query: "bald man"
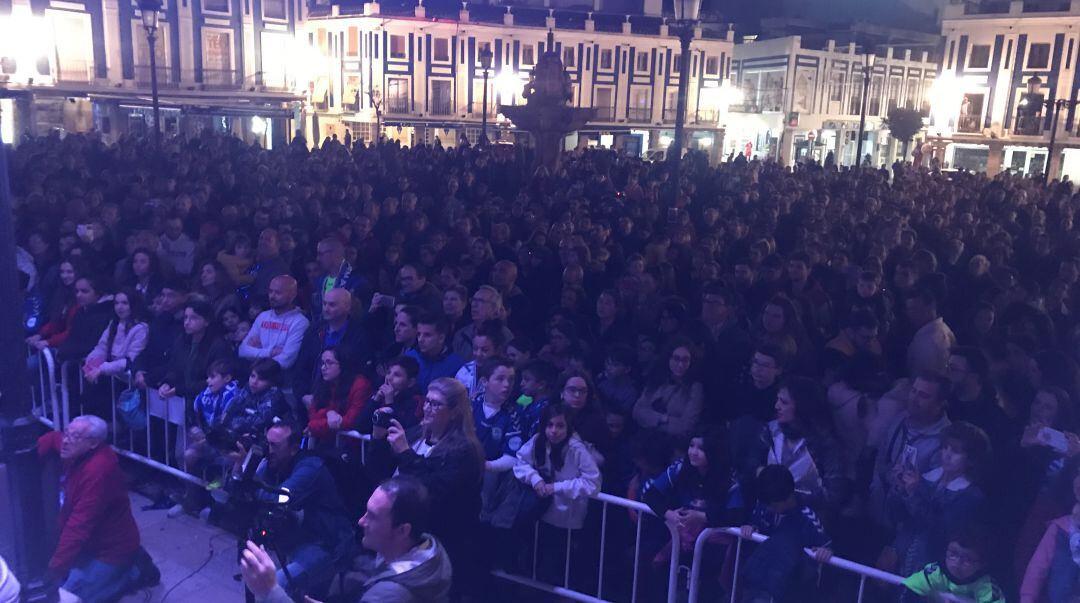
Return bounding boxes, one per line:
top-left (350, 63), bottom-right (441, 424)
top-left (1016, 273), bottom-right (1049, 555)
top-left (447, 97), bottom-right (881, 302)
top-left (241, 275), bottom-right (310, 370)
top-left (313, 236), bottom-right (372, 321)
top-left (293, 287), bottom-right (371, 395)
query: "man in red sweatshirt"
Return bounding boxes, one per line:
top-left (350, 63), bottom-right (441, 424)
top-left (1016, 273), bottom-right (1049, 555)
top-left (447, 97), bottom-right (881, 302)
top-left (38, 415), bottom-right (159, 602)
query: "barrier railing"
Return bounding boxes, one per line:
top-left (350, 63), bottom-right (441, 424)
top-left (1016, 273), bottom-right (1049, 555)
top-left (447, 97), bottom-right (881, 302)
top-left (335, 430), bottom-right (372, 465)
top-left (113, 385), bottom-right (203, 486)
top-left (492, 491), bottom-right (681, 603)
top-left (687, 527), bottom-right (906, 603)
top-left (30, 348), bottom-right (63, 429)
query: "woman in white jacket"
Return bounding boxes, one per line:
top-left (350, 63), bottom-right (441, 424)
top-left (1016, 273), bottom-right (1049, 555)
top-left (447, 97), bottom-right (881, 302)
top-left (514, 403), bottom-right (601, 586)
top-left (82, 288), bottom-right (149, 383)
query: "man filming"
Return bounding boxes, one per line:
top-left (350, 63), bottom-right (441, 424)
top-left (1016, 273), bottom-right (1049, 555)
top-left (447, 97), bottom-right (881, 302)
top-left (234, 421), bottom-right (354, 596)
top-left (241, 477), bottom-right (452, 603)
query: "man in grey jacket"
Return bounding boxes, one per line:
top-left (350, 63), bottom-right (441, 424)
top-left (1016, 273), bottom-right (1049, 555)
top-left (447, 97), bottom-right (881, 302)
top-left (242, 477), bottom-right (452, 603)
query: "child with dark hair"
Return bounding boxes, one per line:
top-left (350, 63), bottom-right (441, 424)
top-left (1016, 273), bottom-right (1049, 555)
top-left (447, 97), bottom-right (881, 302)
top-left (514, 404), bottom-right (601, 584)
top-left (518, 359), bottom-right (559, 437)
top-left (904, 524), bottom-right (1005, 603)
top-left (887, 421), bottom-right (990, 579)
top-left (223, 358), bottom-right (292, 445)
top-left (738, 464), bottom-right (833, 603)
top-left (597, 343), bottom-right (641, 415)
top-left (358, 355), bottom-right (422, 434)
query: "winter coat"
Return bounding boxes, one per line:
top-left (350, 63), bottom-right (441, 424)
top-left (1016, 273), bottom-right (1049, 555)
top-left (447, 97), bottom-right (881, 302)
top-left (514, 434), bottom-right (601, 530)
top-left (37, 431), bottom-right (140, 576)
top-left (1021, 514), bottom-right (1080, 603)
top-left (258, 533), bottom-right (452, 603)
top-left (760, 420), bottom-right (851, 512)
top-left (307, 376), bottom-right (374, 446)
top-left (405, 347), bottom-right (465, 391)
top-left (55, 298), bottom-right (115, 363)
top-left (224, 386), bottom-right (292, 440)
top-left (85, 320), bottom-right (149, 376)
top-left (149, 333), bottom-right (232, 399)
top-left (633, 380), bottom-right (705, 440)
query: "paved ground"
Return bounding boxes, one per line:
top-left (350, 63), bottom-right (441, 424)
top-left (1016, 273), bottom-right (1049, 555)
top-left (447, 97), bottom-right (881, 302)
top-left (119, 492), bottom-right (242, 603)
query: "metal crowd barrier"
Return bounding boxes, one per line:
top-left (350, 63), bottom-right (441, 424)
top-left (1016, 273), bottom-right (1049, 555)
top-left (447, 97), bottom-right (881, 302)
top-left (687, 527), bottom-right (906, 603)
top-left (30, 348), bottom-right (62, 429)
top-left (492, 491), bottom-right (681, 603)
top-left (335, 430), bottom-right (372, 465)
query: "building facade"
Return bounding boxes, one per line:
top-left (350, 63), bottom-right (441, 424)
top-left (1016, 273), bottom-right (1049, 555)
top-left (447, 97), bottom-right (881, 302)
top-left (936, 0), bottom-right (1080, 178)
top-left (0, 0), bottom-right (304, 147)
top-left (728, 36), bottom-right (938, 166)
top-left (298, 2), bottom-right (734, 157)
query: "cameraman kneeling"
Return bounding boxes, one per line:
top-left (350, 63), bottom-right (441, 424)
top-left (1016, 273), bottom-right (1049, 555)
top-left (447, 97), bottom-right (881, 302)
top-left (242, 477), bottom-right (452, 603)
top-left (236, 421), bottom-right (354, 596)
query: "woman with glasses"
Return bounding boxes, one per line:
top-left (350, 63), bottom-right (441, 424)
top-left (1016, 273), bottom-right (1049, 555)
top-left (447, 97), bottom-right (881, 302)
top-left (372, 377), bottom-right (484, 599)
top-left (632, 337), bottom-right (704, 441)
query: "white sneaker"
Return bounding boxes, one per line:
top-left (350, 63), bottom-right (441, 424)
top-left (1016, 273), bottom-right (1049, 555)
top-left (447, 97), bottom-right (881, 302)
top-left (166, 503), bottom-right (185, 518)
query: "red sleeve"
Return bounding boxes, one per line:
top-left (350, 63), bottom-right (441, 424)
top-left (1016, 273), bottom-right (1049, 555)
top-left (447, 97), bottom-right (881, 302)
top-left (307, 408), bottom-right (331, 439)
top-left (343, 377), bottom-right (373, 431)
top-left (37, 430), bottom-right (62, 458)
top-left (49, 462), bottom-right (108, 574)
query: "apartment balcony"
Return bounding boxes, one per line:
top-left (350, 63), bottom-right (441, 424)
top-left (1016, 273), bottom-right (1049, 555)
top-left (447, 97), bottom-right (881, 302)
top-left (57, 59), bottom-right (93, 83)
top-left (386, 96), bottom-right (410, 114)
top-left (663, 107), bottom-right (678, 121)
top-left (430, 97), bottom-right (453, 116)
top-left (201, 69), bottom-right (241, 90)
top-left (1015, 114), bottom-right (1044, 136)
top-left (627, 107), bottom-right (651, 122)
top-left (594, 106), bottom-right (616, 121)
top-left (133, 65), bottom-right (177, 89)
top-left (695, 109), bottom-right (719, 124)
top-left (957, 114), bottom-right (982, 133)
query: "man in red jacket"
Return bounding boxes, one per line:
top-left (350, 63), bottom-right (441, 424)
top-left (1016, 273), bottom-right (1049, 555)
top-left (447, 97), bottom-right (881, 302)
top-left (38, 415), bottom-right (159, 602)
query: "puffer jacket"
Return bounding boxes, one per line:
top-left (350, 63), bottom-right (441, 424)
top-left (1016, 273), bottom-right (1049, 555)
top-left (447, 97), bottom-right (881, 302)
top-left (85, 320), bottom-right (149, 376)
top-left (514, 434), bottom-right (601, 530)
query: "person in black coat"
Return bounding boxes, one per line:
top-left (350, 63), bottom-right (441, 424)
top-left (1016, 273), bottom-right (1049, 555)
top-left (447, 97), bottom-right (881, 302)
top-left (55, 276), bottom-right (116, 363)
top-left (146, 300), bottom-right (232, 401)
top-left (292, 288), bottom-right (371, 396)
top-left (368, 377), bottom-right (484, 599)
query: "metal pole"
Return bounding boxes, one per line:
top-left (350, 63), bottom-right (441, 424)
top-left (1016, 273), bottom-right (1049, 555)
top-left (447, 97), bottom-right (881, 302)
top-left (670, 26), bottom-right (693, 187)
top-left (855, 65), bottom-right (870, 167)
top-left (1044, 99), bottom-right (1062, 185)
top-left (0, 92), bottom-right (58, 603)
top-left (147, 29), bottom-right (162, 146)
top-left (481, 68), bottom-right (489, 144)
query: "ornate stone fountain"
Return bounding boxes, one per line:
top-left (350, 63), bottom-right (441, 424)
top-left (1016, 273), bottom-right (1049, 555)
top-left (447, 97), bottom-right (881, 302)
top-left (498, 30), bottom-right (595, 170)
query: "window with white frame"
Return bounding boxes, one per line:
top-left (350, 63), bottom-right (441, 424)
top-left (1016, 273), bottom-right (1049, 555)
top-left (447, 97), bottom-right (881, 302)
top-left (390, 35), bottom-right (407, 59)
top-left (563, 47), bottom-right (575, 67)
top-left (522, 44), bottom-right (535, 65)
top-left (600, 49), bottom-right (613, 70)
top-left (1027, 43), bottom-right (1051, 69)
top-left (967, 44), bottom-right (991, 69)
top-left (705, 56), bottom-right (719, 75)
top-left (203, 0), bottom-right (228, 13)
top-left (262, 0), bottom-right (286, 20)
top-left (434, 37), bottom-right (449, 62)
top-left (636, 52), bottom-right (649, 72)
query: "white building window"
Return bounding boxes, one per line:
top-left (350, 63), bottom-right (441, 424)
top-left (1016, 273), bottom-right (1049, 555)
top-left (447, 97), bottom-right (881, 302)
top-left (1027, 43), bottom-right (1051, 69)
top-left (262, 0), bottom-right (286, 20)
top-left (564, 47), bottom-right (575, 67)
top-left (967, 44), bottom-right (991, 69)
top-left (522, 44), bottom-right (535, 65)
top-left (203, 0), bottom-right (228, 13)
top-left (600, 49), bottom-right (613, 70)
top-left (705, 56), bottom-right (719, 75)
top-left (636, 52), bottom-right (649, 72)
top-left (390, 35), bottom-right (407, 59)
top-left (434, 37), bottom-right (449, 62)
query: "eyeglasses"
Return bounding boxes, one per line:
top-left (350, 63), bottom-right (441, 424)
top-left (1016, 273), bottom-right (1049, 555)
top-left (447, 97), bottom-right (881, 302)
top-left (423, 398), bottom-right (447, 409)
top-left (320, 359), bottom-right (340, 367)
top-left (563, 386), bottom-right (588, 396)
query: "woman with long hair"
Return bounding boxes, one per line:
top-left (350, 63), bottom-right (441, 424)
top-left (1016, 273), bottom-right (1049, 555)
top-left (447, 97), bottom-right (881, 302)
top-left (193, 260), bottom-right (238, 313)
top-left (305, 346), bottom-right (373, 447)
top-left (26, 258), bottom-right (80, 352)
top-left (147, 300), bottom-right (232, 401)
top-left (757, 375), bottom-right (851, 516)
top-left (633, 338), bottom-right (705, 441)
top-left (83, 287), bottom-right (150, 383)
top-left (377, 377), bottom-right (484, 598)
top-left (126, 247), bottom-right (163, 303)
top-left (557, 368), bottom-right (612, 464)
top-left (756, 294), bottom-right (816, 375)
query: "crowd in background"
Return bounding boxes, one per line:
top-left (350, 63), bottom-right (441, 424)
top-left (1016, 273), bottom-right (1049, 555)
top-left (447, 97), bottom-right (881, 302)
top-left (12, 126), bottom-right (1080, 602)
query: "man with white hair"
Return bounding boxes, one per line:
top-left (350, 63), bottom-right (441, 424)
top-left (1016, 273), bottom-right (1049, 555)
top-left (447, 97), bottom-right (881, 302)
top-left (37, 416), bottom-right (159, 602)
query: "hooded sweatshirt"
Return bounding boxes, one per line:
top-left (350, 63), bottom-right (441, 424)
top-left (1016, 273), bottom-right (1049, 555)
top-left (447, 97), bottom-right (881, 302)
top-left (240, 306), bottom-right (310, 370)
top-left (257, 533), bottom-right (452, 603)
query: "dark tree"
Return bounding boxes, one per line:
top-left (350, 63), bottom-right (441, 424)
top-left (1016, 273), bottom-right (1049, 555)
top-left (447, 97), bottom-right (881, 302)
top-left (884, 107), bottom-right (926, 162)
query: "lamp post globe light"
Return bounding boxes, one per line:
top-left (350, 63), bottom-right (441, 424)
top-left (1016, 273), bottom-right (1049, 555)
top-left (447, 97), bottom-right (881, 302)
top-left (479, 46), bottom-right (493, 145)
top-left (668, 0), bottom-right (701, 188)
top-left (854, 52), bottom-right (875, 168)
top-left (140, 0), bottom-right (163, 146)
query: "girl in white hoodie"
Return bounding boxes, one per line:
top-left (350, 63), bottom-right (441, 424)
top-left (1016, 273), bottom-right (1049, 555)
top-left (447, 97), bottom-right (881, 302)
top-left (514, 403), bottom-right (601, 585)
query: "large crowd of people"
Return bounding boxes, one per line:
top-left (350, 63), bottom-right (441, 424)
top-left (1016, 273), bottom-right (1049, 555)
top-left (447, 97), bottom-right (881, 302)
top-left (12, 126), bottom-right (1080, 602)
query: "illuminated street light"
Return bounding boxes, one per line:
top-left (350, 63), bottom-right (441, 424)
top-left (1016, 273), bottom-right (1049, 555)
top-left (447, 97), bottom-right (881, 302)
top-left (928, 71), bottom-right (966, 137)
top-left (495, 70), bottom-right (524, 106)
top-left (139, 0), bottom-right (163, 147)
top-left (479, 45), bottom-right (493, 144)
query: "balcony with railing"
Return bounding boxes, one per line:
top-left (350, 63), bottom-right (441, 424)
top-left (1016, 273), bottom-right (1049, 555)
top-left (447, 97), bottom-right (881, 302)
top-left (957, 114), bottom-right (982, 133)
top-left (695, 109), bottom-right (719, 123)
top-left (1023, 0), bottom-right (1070, 12)
top-left (57, 59), bottom-right (92, 83)
top-left (593, 106), bottom-right (616, 121)
top-left (627, 107), bottom-right (651, 122)
top-left (386, 96), bottom-right (410, 114)
top-left (663, 107), bottom-right (678, 121)
top-left (1015, 114), bottom-right (1044, 135)
top-left (200, 69), bottom-right (241, 90)
top-left (133, 65), bottom-right (176, 88)
top-left (430, 96), bottom-right (453, 116)
top-left (962, 0), bottom-right (1010, 13)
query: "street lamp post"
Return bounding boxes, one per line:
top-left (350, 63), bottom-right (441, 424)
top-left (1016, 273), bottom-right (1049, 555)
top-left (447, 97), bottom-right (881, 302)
top-left (668, 0), bottom-right (702, 189)
top-left (479, 46), bottom-right (493, 145)
top-left (140, 0), bottom-right (163, 146)
top-left (854, 52), bottom-right (875, 168)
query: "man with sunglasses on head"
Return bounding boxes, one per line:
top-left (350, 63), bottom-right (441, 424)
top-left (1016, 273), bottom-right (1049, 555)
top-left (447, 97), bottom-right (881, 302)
top-left (37, 415), bottom-right (159, 602)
